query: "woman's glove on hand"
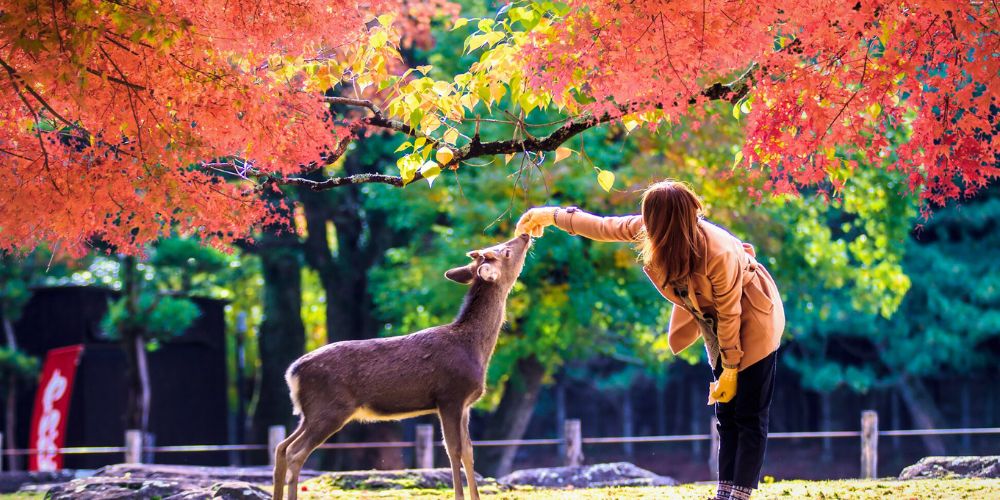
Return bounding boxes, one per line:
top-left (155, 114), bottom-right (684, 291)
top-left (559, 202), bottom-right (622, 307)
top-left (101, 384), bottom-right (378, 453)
top-left (708, 367), bottom-right (738, 404)
top-left (515, 207), bottom-right (558, 237)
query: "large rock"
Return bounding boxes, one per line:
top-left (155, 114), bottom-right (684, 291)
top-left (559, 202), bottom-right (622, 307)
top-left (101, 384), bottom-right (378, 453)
top-left (43, 477), bottom-right (270, 500)
top-left (93, 463), bottom-right (320, 485)
top-left (499, 462), bottom-right (678, 488)
top-left (899, 456), bottom-right (1000, 480)
top-left (309, 468), bottom-right (494, 490)
top-left (27, 464), bottom-right (277, 499)
top-left (0, 470), bottom-right (79, 493)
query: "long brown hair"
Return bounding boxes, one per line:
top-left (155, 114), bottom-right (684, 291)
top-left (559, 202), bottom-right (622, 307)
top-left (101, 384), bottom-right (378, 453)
top-left (639, 180), bottom-right (705, 286)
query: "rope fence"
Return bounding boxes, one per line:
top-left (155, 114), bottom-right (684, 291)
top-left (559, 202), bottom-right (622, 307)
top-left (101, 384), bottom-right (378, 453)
top-left (4, 410), bottom-right (1000, 479)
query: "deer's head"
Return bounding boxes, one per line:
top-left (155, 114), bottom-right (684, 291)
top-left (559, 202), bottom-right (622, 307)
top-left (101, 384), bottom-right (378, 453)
top-left (444, 234), bottom-right (531, 288)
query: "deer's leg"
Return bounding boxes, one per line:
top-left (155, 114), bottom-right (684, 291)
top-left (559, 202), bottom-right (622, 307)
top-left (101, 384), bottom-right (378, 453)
top-left (286, 412), bottom-right (351, 500)
top-left (438, 403), bottom-right (466, 500)
top-left (460, 408), bottom-right (480, 500)
top-left (273, 421), bottom-right (307, 500)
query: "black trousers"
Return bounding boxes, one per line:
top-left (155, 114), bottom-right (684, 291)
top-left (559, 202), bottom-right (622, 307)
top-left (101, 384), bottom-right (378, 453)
top-left (713, 350), bottom-right (777, 489)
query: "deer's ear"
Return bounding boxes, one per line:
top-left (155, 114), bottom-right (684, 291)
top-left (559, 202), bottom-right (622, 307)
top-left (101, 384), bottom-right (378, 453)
top-left (467, 250), bottom-right (482, 260)
top-left (477, 262), bottom-right (500, 282)
top-left (445, 265), bottom-right (475, 284)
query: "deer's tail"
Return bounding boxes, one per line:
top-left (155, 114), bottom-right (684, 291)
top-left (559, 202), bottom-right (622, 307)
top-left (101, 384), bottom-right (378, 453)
top-left (285, 361), bottom-right (303, 416)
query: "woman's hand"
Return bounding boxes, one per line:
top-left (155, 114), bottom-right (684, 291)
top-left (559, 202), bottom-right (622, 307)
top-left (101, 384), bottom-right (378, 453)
top-left (515, 207), bottom-right (559, 237)
top-left (708, 367), bottom-right (738, 404)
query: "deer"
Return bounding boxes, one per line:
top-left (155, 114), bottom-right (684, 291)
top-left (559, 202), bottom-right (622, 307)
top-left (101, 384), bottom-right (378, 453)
top-left (272, 233), bottom-right (532, 500)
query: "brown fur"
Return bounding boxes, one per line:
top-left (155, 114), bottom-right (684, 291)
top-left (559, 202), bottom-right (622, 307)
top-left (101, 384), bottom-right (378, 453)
top-left (273, 234), bottom-right (531, 500)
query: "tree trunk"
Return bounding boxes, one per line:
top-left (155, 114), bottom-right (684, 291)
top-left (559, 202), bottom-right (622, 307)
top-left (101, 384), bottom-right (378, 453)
top-left (297, 150), bottom-right (407, 470)
top-left (3, 317), bottom-right (20, 470)
top-left (896, 377), bottom-right (947, 455)
top-left (820, 391), bottom-right (833, 463)
top-left (655, 375), bottom-right (667, 436)
top-left (555, 377), bottom-right (566, 457)
top-left (622, 389), bottom-right (634, 458)
top-left (120, 256), bottom-right (150, 435)
top-left (251, 228), bottom-right (307, 443)
top-left (480, 355), bottom-right (546, 477)
top-left (690, 375), bottom-right (702, 457)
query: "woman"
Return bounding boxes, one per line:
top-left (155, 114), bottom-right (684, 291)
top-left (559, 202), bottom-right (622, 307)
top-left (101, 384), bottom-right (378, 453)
top-left (515, 181), bottom-right (784, 500)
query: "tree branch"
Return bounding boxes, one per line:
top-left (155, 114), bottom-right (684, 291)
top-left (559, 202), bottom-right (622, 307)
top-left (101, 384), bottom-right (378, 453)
top-left (272, 67), bottom-right (757, 191)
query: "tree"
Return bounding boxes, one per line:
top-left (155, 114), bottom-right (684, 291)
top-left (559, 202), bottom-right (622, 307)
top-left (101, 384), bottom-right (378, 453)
top-left (0, 251), bottom-right (49, 469)
top-left (1, 1), bottom-right (995, 255)
top-left (100, 239), bottom-right (241, 435)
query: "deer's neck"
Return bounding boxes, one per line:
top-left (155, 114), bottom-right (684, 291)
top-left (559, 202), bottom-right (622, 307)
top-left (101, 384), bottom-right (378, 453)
top-left (453, 281), bottom-right (509, 358)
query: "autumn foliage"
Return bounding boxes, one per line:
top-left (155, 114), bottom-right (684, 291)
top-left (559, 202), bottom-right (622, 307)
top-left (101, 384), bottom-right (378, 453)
top-left (0, 0), bottom-right (996, 255)
top-left (525, 1), bottom-right (999, 204)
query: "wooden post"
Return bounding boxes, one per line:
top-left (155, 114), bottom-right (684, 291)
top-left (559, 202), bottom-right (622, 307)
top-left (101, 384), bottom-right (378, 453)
top-left (709, 416), bottom-right (720, 481)
top-left (268, 425), bottom-right (286, 467)
top-left (861, 410), bottom-right (878, 479)
top-left (125, 429), bottom-right (143, 464)
top-left (415, 424), bottom-right (434, 469)
top-left (564, 419), bottom-right (583, 467)
top-left (622, 391), bottom-right (634, 458)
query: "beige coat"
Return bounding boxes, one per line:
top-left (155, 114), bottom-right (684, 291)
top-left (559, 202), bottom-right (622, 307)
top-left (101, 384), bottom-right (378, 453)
top-left (553, 209), bottom-right (784, 370)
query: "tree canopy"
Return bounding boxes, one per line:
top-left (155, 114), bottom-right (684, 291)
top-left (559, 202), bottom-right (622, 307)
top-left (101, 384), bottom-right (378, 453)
top-left (0, 0), bottom-right (996, 255)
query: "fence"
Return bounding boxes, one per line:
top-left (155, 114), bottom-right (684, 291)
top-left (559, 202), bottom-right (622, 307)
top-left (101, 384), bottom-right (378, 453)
top-left (4, 409), bottom-right (1000, 480)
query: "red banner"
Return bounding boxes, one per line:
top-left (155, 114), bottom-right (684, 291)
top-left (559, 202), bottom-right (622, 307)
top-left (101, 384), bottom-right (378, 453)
top-left (29, 345), bottom-right (84, 472)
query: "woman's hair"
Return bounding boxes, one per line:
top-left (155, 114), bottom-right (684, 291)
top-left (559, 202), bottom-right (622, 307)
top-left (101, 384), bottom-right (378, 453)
top-left (638, 180), bottom-right (705, 286)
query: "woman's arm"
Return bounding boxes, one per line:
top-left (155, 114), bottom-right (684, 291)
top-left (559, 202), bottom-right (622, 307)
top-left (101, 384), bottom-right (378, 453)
top-left (707, 248), bottom-right (745, 369)
top-left (516, 207), bottom-right (643, 242)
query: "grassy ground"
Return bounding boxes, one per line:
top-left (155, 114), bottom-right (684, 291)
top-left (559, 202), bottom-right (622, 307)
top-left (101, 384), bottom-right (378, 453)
top-left (296, 478), bottom-right (1000, 499)
top-left (3, 478), bottom-right (996, 499)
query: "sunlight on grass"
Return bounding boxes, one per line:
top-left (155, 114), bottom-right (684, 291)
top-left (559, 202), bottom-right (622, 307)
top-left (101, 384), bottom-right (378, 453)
top-left (298, 478), bottom-right (1000, 499)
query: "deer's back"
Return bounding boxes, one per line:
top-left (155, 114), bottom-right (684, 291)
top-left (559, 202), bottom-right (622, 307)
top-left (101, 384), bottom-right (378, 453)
top-left (289, 325), bottom-right (488, 418)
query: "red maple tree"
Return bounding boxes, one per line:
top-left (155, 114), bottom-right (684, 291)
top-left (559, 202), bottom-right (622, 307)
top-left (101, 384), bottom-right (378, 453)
top-left (0, 0), bottom-right (996, 255)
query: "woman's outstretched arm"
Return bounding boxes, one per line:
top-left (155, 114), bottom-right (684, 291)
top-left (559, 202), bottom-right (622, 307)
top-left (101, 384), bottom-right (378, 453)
top-left (516, 206), bottom-right (643, 242)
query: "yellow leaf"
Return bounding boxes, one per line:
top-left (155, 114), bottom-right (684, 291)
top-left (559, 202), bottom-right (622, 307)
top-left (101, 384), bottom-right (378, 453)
top-left (622, 116), bottom-right (639, 133)
top-left (435, 147), bottom-right (454, 166)
top-left (420, 161), bottom-right (442, 186)
top-left (554, 147), bottom-right (573, 163)
top-left (732, 150), bottom-right (744, 170)
top-left (504, 153), bottom-right (515, 165)
top-left (597, 169), bottom-right (615, 192)
top-left (377, 13), bottom-right (395, 27)
top-left (451, 18), bottom-right (468, 31)
top-left (867, 102), bottom-right (882, 118)
top-left (443, 128), bottom-right (460, 145)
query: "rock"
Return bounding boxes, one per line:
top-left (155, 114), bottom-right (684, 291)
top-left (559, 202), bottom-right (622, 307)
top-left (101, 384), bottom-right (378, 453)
top-left (0, 470), bottom-right (80, 493)
top-left (208, 481), bottom-right (271, 499)
top-left (39, 465), bottom-right (274, 500)
top-left (499, 462), bottom-right (678, 488)
top-left (45, 477), bottom-right (183, 500)
top-left (93, 463), bottom-right (320, 486)
top-left (311, 468), bottom-right (494, 490)
top-left (899, 456), bottom-right (1000, 480)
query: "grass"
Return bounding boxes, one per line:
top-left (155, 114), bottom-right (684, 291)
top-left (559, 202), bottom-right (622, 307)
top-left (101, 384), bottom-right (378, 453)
top-left (295, 478), bottom-right (1000, 499)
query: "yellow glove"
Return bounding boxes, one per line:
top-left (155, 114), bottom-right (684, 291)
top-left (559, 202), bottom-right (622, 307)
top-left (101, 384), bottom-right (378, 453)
top-left (708, 367), bottom-right (738, 404)
top-left (515, 207), bottom-right (559, 237)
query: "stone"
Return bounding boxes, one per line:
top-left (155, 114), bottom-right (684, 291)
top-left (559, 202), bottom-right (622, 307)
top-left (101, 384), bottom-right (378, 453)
top-left (93, 463), bottom-right (320, 486)
top-left (899, 456), bottom-right (1000, 480)
top-left (499, 462), bottom-right (678, 488)
top-left (0, 470), bottom-right (79, 494)
top-left (36, 465), bottom-right (278, 500)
